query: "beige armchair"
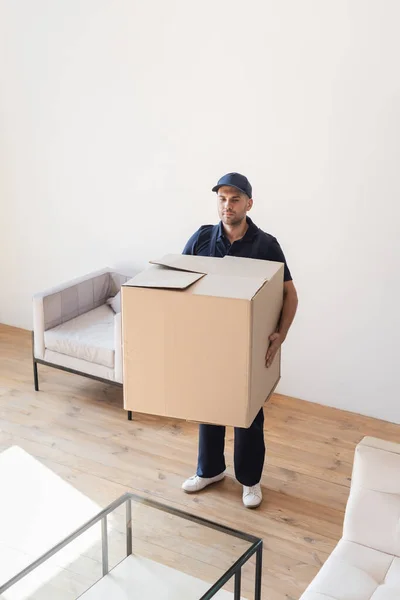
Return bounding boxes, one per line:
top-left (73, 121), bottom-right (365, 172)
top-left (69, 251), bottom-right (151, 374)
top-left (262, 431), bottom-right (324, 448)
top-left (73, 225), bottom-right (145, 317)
top-left (300, 436), bottom-right (400, 600)
top-left (32, 268), bottom-right (132, 415)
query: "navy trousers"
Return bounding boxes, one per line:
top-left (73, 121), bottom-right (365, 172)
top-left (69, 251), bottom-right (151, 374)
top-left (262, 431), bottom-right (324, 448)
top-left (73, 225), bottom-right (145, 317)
top-left (196, 408), bottom-right (265, 486)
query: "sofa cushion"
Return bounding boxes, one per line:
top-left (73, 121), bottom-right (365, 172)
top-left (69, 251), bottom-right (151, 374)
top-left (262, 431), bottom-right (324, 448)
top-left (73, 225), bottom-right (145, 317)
top-left (374, 557), bottom-right (400, 594)
top-left (107, 291), bottom-right (121, 314)
top-left (300, 540), bottom-right (400, 600)
top-left (343, 444), bottom-right (400, 557)
top-left (44, 305), bottom-right (115, 368)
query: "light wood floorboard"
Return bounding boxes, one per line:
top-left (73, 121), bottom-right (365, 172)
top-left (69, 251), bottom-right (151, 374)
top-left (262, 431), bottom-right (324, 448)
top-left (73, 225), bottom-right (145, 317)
top-left (1, 324), bottom-right (399, 599)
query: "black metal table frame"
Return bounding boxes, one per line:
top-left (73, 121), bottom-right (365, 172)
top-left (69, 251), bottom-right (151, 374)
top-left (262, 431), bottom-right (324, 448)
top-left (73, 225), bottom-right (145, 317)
top-left (0, 492), bottom-right (262, 599)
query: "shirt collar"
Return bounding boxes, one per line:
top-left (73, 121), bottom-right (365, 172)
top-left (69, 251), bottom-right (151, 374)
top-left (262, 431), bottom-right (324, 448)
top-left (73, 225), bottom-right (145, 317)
top-left (218, 216), bottom-right (258, 242)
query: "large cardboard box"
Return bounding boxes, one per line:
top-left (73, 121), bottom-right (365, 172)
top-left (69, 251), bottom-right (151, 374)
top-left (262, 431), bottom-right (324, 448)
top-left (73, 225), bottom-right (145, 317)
top-left (122, 254), bottom-right (284, 428)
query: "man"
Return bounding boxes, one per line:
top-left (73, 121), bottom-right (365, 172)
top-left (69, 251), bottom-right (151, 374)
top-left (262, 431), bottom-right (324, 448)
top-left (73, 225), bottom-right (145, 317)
top-left (181, 172), bottom-right (298, 508)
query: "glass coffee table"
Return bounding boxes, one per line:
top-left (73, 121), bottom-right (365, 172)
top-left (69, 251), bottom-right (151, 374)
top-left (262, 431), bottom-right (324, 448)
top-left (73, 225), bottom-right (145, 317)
top-left (0, 493), bottom-right (262, 599)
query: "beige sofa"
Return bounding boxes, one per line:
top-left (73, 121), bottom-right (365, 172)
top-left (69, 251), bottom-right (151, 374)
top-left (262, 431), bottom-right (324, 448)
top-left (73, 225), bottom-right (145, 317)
top-left (32, 269), bottom-right (131, 409)
top-left (300, 436), bottom-right (400, 600)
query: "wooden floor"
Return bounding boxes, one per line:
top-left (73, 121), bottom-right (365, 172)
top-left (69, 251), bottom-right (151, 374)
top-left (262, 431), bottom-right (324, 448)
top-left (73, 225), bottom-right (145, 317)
top-left (1, 324), bottom-right (399, 600)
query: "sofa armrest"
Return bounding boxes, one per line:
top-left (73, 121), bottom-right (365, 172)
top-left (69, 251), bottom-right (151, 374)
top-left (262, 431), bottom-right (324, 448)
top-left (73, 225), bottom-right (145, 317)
top-left (342, 435), bottom-right (400, 556)
top-left (114, 311), bottom-right (123, 383)
top-left (32, 295), bottom-right (46, 359)
top-left (358, 436), bottom-right (400, 455)
top-left (32, 268), bottom-right (114, 359)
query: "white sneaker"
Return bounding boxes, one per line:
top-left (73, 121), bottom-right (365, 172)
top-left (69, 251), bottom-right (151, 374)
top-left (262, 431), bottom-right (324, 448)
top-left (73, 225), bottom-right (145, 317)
top-left (182, 472), bottom-right (225, 493)
top-left (242, 483), bottom-right (262, 508)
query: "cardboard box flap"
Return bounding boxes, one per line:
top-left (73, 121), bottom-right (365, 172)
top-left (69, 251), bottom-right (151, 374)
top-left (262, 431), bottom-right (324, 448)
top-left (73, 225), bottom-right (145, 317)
top-left (151, 254), bottom-right (284, 280)
top-left (150, 254), bottom-right (223, 275)
top-left (215, 256), bottom-right (284, 280)
top-left (124, 265), bottom-right (204, 290)
top-left (189, 274), bottom-right (267, 300)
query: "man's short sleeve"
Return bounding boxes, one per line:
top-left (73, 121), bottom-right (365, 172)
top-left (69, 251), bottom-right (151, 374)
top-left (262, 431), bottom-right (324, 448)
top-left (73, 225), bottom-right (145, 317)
top-left (265, 238), bottom-right (293, 282)
top-left (182, 229), bottom-right (200, 255)
top-left (183, 225), bottom-right (214, 256)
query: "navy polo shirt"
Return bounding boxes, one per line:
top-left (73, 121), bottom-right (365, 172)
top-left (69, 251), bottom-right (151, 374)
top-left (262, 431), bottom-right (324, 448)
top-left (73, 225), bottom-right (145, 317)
top-left (183, 217), bottom-right (292, 282)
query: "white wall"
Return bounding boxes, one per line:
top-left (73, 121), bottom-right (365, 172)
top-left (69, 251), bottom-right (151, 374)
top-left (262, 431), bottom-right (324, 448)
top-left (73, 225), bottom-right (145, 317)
top-left (1, 1), bottom-right (399, 423)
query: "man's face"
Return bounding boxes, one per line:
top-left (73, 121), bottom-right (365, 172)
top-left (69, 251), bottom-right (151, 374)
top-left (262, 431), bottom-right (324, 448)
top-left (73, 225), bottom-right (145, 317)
top-left (217, 186), bottom-right (253, 226)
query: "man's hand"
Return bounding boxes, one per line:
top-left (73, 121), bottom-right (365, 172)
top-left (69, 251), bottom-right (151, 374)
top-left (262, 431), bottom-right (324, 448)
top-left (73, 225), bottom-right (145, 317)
top-left (265, 281), bottom-right (298, 368)
top-left (265, 332), bottom-right (284, 368)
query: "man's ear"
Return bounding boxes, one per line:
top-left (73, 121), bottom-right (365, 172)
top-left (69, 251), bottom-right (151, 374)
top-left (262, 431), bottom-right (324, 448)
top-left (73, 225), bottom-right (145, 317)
top-left (247, 197), bottom-right (254, 211)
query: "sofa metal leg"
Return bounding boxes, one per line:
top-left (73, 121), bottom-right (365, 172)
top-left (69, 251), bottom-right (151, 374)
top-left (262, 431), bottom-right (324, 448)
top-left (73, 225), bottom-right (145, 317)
top-left (127, 411), bottom-right (133, 421)
top-left (33, 360), bottom-right (39, 391)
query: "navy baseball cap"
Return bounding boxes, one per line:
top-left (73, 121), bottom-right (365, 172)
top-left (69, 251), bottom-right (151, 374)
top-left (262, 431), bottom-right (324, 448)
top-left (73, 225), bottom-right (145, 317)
top-left (212, 172), bottom-right (252, 198)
